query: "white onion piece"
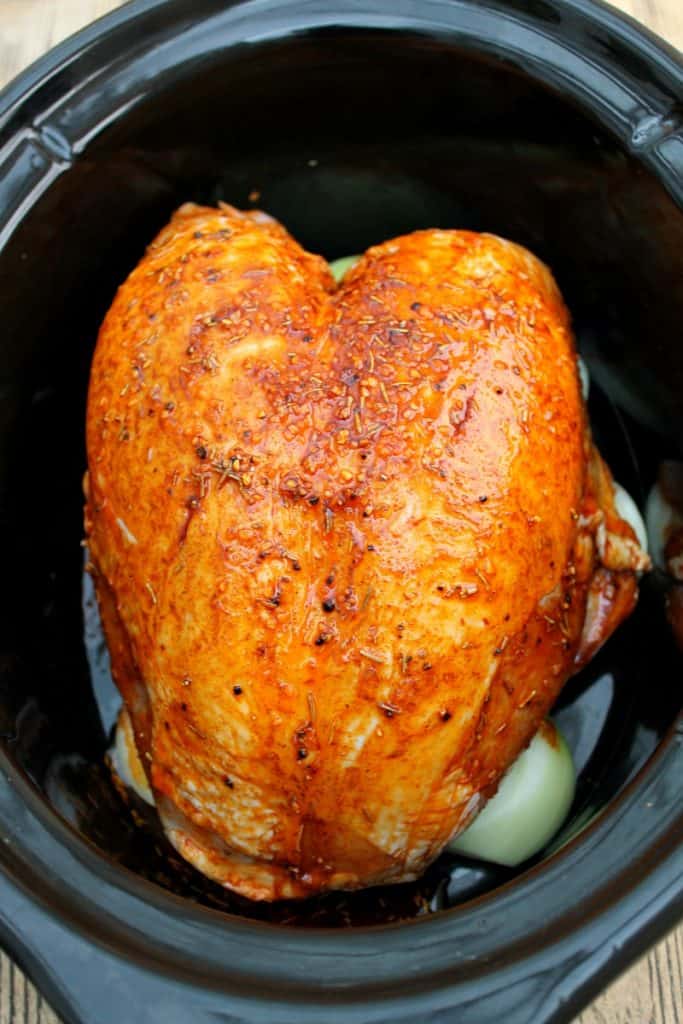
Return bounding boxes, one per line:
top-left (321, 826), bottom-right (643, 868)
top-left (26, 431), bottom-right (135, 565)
top-left (329, 254), bottom-right (360, 283)
top-left (613, 482), bottom-right (648, 553)
top-left (447, 720), bottom-right (575, 867)
top-left (109, 707), bottom-right (154, 805)
top-left (646, 480), bottom-right (681, 572)
top-left (578, 355), bottom-right (590, 402)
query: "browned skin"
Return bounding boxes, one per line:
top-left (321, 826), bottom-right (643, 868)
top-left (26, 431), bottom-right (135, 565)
top-left (85, 204), bottom-right (648, 900)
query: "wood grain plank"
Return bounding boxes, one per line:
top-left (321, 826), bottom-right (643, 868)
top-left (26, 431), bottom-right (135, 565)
top-left (0, 2), bottom-right (681, 1023)
top-left (616, 0), bottom-right (683, 50)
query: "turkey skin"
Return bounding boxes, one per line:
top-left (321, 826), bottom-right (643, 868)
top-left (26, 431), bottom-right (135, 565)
top-left (85, 204), bottom-right (647, 899)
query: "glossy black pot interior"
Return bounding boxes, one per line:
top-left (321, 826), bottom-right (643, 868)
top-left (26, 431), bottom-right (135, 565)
top-left (0, 1), bottom-right (682, 1022)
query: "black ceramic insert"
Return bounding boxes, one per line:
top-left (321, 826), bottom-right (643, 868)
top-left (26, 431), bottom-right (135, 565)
top-left (0, 1), bottom-right (681, 1022)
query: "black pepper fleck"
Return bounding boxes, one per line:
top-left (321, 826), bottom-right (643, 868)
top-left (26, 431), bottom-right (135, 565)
top-left (322, 598), bottom-right (336, 613)
top-left (233, 685), bottom-right (243, 696)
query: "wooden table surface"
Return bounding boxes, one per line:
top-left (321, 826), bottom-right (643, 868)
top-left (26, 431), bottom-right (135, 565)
top-left (0, 1), bottom-right (681, 1022)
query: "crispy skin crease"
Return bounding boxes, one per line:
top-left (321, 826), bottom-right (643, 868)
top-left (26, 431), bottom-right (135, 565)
top-left (85, 204), bottom-right (648, 900)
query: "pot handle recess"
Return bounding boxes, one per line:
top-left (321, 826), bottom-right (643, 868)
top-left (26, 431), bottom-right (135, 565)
top-left (0, 860), bottom-right (586, 1024)
top-left (0, 864), bottom-right (623, 1024)
top-left (0, 873), bottom-right (579, 1024)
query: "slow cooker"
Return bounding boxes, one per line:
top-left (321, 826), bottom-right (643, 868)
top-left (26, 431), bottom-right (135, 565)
top-left (0, 1), bottom-right (681, 1021)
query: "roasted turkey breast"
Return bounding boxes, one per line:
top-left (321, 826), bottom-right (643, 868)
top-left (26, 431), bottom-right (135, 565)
top-left (85, 203), bottom-right (648, 899)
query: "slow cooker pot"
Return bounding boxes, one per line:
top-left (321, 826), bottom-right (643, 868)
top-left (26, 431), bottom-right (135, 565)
top-left (0, 1), bottom-right (681, 1021)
